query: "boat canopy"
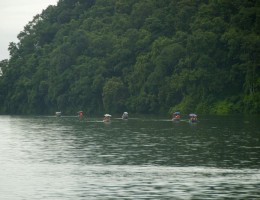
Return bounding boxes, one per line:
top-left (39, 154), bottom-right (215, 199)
top-left (104, 114), bottom-right (112, 117)
top-left (189, 113), bottom-right (197, 117)
top-left (174, 112), bottom-right (180, 115)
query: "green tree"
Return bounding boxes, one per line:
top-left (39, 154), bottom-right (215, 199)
top-left (102, 77), bottom-right (128, 113)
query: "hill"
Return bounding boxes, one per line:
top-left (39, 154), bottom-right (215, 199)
top-left (0, 0), bottom-right (259, 115)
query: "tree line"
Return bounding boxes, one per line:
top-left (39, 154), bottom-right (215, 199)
top-left (0, 0), bottom-right (259, 115)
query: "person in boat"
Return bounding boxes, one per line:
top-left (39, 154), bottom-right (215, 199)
top-left (103, 114), bottom-right (111, 122)
top-left (78, 111), bottom-right (83, 120)
top-left (189, 114), bottom-right (197, 122)
top-left (172, 112), bottom-right (181, 120)
top-left (55, 111), bottom-right (61, 117)
top-left (122, 112), bottom-right (128, 119)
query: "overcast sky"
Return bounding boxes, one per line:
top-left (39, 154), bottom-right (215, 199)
top-left (0, 0), bottom-right (58, 61)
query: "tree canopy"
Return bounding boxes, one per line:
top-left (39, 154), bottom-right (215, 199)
top-left (0, 0), bottom-right (259, 115)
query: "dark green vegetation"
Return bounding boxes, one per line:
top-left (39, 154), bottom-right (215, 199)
top-left (0, 0), bottom-right (259, 115)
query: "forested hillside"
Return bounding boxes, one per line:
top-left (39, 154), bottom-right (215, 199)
top-left (0, 0), bottom-right (259, 115)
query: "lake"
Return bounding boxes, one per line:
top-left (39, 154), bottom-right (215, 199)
top-left (0, 115), bottom-right (259, 199)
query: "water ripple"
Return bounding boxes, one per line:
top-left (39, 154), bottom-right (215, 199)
top-left (0, 115), bottom-right (259, 199)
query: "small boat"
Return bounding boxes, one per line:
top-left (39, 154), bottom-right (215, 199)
top-left (189, 113), bottom-right (198, 123)
top-left (103, 114), bottom-right (112, 122)
top-left (172, 111), bottom-right (181, 121)
top-left (55, 112), bottom-right (61, 117)
top-left (122, 112), bottom-right (128, 120)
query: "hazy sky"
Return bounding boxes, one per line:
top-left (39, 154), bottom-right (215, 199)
top-left (0, 0), bottom-right (58, 61)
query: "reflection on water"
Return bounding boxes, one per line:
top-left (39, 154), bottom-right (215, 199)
top-left (0, 115), bottom-right (259, 199)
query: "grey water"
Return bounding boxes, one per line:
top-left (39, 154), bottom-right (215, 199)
top-left (0, 115), bottom-right (259, 199)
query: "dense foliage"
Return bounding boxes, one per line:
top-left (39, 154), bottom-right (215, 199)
top-left (0, 0), bottom-right (259, 115)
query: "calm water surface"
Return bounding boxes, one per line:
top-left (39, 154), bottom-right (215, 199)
top-left (0, 115), bottom-right (259, 199)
